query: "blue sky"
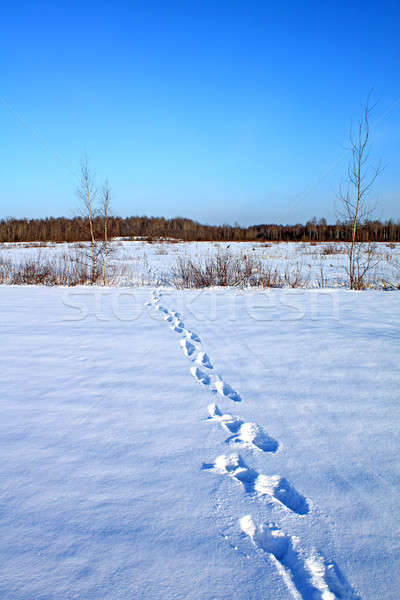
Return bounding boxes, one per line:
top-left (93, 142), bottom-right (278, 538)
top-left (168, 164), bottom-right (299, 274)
top-left (1, 0), bottom-right (399, 225)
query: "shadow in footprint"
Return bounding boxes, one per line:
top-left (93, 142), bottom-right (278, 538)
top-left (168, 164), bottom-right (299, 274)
top-left (180, 339), bottom-right (196, 357)
top-left (171, 311), bottom-right (182, 319)
top-left (231, 422), bottom-right (278, 453)
top-left (208, 405), bottom-right (278, 453)
top-left (208, 404), bottom-right (243, 433)
top-left (212, 378), bottom-right (241, 402)
top-left (196, 352), bottom-right (213, 369)
top-left (202, 454), bottom-right (309, 516)
top-left (171, 324), bottom-right (184, 333)
top-left (185, 330), bottom-right (201, 343)
top-left (241, 516), bottom-right (361, 600)
top-left (191, 366), bottom-right (211, 386)
top-left (157, 306), bottom-right (169, 314)
top-left (254, 474), bottom-right (309, 515)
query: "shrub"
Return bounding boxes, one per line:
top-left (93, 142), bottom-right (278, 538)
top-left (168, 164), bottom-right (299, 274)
top-left (283, 262), bottom-right (309, 288)
top-left (172, 251), bottom-right (267, 288)
top-left (321, 243), bottom-right (340, 255)
top-left (172, 251), bottom-right (287, 288)
top-left (0, 253), bottom-right (97, 286)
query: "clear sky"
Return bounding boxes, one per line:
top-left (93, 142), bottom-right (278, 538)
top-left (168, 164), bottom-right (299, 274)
top-left (1, 0), bottom-right (399, 225)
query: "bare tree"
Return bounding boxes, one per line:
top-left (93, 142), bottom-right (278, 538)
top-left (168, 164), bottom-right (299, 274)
top-left (338, 92), bottom-right (383, 289)
top-left (100, 181), bottom-right (111, 286)
top-left (77, 156), bottom-right (99, 282)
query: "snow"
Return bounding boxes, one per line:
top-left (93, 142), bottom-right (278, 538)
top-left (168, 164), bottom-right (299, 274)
top-left (1, 239), bottom-right (400, 288)
top-left (0, 284), bottom-right (399, 599)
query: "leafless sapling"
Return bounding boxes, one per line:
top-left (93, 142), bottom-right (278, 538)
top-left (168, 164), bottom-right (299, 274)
top-left (77, 156), bottom-right (99, 283)
top-left (100, 181), bottom-right (111, 286)
top-left (338, 93), bottom-right (383, 289)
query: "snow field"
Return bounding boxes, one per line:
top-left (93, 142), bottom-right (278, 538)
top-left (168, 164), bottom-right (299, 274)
top-left (0, 285), bottom-right (399, 598)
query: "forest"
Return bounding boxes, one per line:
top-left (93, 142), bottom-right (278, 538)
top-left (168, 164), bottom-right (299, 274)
top-left (0, 215), bottom-right (399, 243)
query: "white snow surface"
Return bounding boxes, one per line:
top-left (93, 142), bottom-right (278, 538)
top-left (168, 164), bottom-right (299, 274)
top-left (0, 285), bottom-right (399, 599)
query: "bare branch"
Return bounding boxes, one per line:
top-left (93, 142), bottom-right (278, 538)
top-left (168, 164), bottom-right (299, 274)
top-left (338, 91), bottom-right (383, 289)
top-left (76, 156), bottom-right (99, 282)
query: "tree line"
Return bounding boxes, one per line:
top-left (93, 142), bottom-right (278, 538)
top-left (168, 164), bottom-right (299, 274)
top-left (0, 214), bottom-right (399, 243)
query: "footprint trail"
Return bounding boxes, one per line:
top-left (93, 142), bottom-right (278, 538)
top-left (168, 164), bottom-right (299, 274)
top-left (146, 288), bottom-right (359, 599)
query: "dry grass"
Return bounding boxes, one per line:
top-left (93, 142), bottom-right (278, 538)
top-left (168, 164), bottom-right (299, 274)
top-left (283, 262), bottom-right (309, 288)
top-left (321, 243), bottom-right (343, 255)
top-left (0, 253), bottom-right (108, 286)
top-left (172, 251), bottom-right (307, 289)
top-left (172, 252), bottom-right (265, 288)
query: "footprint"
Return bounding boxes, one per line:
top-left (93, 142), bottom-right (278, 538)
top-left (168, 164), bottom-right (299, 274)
top-left (240, 516), bottom-right (360, 599)
top-left (202, 454), bottom-right (309, 515)
top-left (240, 516), bottom-right (289, 560)
top-left (234, 422), bottom-right (278, 453)
top-left (254, 474), bottom-right (309, 514)
top-left (173, 318), bottom-right (185, 329)
top-left (212, 377), bottom-right (241, 402)
top-left (207, 403), bottom-right (243, 433)
top-left (184, 330), bottom-right (201, 343)
top-left (191, 366), bottom-right (211, 386)
top-left (170, 317), bottom-right (187, 334)
top-left (170, 324), bottom-right (184, 333)
top-left (170, 311), bottom-right (182, 320)
top-left (208, 403), bottom-right (222, 418)
top-left (180, 339), bottom-right (196, 357)
top-left (203, 453), bottom-right (252, 478)
top-left (146, 294), bottom-right (160, 307)
top-left (207, 406), bottom-right (278, 452)
top-left (196, 352), bottom-right (213, 369)
top-left (157, 306), bottom-right (169, 314)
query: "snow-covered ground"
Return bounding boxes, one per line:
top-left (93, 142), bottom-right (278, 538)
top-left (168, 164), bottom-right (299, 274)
top-left (1, 240), bottom-right (400, 287)
top-left (0, 285), bottom-right (399, 599)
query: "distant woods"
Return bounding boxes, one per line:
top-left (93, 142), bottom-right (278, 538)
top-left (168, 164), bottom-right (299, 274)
top-left (0, 215), bottom-right (399, 243)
